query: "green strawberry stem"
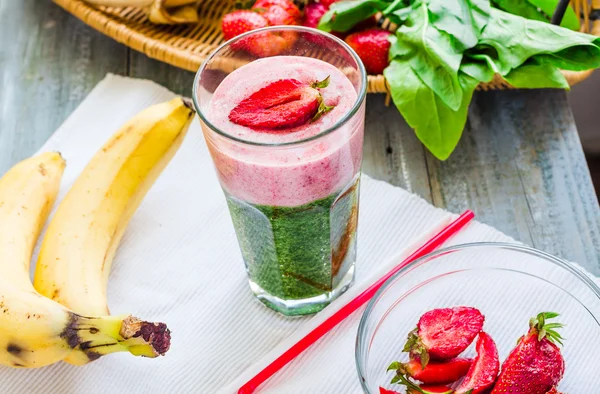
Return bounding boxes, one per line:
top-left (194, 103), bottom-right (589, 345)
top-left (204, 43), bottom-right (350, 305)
top-left (390, 373), bottom-right (454, 394)
top-left (311, 76), bottom-right (335, 122)
top-left (311, 75), bottom-right (331, 89)
top-left (403, 328), bottom-right (430, 368)
top-left (529, 312), bottom-right (565, 346)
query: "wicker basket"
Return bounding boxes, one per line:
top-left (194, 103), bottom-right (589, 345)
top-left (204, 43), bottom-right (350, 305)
top-left (54, 0), bottom-right (600, 93)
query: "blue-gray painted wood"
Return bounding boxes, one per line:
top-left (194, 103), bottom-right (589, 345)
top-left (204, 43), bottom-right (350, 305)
top-left (1, 1), bottom-right (599, 274)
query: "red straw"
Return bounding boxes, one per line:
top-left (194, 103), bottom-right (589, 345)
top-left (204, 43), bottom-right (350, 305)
top-left (238, 210), bottom-right (475, 394)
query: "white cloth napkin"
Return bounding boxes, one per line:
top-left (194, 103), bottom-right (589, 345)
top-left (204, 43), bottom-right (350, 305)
top-left (1, 74), bottom-right (597, 394)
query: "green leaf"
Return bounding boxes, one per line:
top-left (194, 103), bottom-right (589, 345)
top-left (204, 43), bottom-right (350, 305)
top-left (387, 361), bottom-right (400, 372)
top-left (311, 75), bottom-right (331, 89)
top-left (318, 0), bottom-right (390, 32)
top-left (386, 1), bottom-right (421, 25)
top-left (460, 55), bottom-right (495, 82)
top-left (402, 328), bottom-right (419, 352)
top-left (503, 60), bottom-right (569, 89)
top-left (492, 0), bottom-right (579, 30)
top-left (492, 0), bottom-right (548, 22)
top-left (478, 9), bottom-right (600, 74)
top-left (528, 0), bottom-right (580, 31)
top-left (385, 59), bottom-right (477, 160)
top-left (428, 0), bottom-right (491, 51)
top-left (420, 348), bottom-right (430, 369)
top-left (393, 3), bottom-right (464, 110)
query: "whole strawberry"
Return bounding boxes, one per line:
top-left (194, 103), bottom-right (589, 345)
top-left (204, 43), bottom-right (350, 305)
top-left (259, 4), bottom-right (299, 26)
top-left (319, 0), bottom-right (339, 7)
top-left (403, 307), bottom-right (485, 367)
top-left (303, 2), bottom-right (328, 30)
top-left (221, 9), bottom-right (294, 57)
top-left (491, 312), bottom-right (565, 394)
top-left (253, 0), bottom-right (302, 23)
top-left (345, 29), bottom-right (393, 74)
top-left (222, 10), bottom-right (268, 42)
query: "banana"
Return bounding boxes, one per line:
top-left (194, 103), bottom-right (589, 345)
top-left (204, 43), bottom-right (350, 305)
top-left (83, 0), bottom-right (200, 24)
top-left (0, 153), bottom-right (170, 368)
top-left (34, 98), bottom-right (194, 364)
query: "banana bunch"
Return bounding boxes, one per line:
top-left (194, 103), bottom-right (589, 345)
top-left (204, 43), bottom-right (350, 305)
top-left (84, 0), bottom-right (200, 24)
top-left (0, 97), bottom-right (194, 368)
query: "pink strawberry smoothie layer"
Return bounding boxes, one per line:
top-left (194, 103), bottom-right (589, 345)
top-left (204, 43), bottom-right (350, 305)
top-left (204, 56), bottom-right (364, 207)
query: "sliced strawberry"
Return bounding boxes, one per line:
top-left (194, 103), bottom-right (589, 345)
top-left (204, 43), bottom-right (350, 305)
top-left (491, 312), bottom-right (565, 394)
top-left (345, 28), bottom-right (393, 75)
top-left (253, 0), bottom-right (302, 23)
top-left (379, 387), bottom-right (401, 394)
top-left (229, 77), bottom-right (334, 130)
top-left (455, 332), bottom-right (500, 394)
top-left (404, 307), bottom-right (485, 366)
top-left (391, 374), bottom-right (454, 394)
top-left (389, 358), bottom-right (472, 385)
top-left (408, 386), bottom-right (454, 394)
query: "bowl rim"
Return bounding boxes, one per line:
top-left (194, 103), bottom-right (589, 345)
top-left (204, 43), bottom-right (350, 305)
top-left (355, 241), bottom-right (600, 393)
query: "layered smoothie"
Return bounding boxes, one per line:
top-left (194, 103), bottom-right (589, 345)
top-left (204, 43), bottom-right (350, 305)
top-left (201, 55), bottom-right (365, 315)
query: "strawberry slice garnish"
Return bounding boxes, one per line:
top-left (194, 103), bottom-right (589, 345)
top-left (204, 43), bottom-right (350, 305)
top-left (490, 312), bottom-right (565, 394)
top-left (229, 77), bottom-right (334, 130)
top-left (404, 307), bottom-right (485, 367)
top-left (388, 358), bottom-right (472, 385)
top-left (455, 332), bottom-right (500, 394)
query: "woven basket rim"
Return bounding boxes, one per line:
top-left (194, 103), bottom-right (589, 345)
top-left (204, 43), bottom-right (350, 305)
top-left (53, 0), bottom-right (599, 93)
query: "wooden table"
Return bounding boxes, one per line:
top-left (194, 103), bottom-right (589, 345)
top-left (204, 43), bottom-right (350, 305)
top-left (2, 1), bottom-right (599, 274)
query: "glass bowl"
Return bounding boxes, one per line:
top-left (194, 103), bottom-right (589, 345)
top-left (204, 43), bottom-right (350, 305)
top-left (356, 242), bottom-right (600, 393)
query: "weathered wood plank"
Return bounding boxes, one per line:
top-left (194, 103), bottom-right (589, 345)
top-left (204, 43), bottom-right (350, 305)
top-left (362, 95), bottom-right (433, 200)
top-left (128, 51), bottom-right (195, 96)
top-left (427, 89), bottom-right (600, 274)
top-left (0, 0), bottom-right (128, 174)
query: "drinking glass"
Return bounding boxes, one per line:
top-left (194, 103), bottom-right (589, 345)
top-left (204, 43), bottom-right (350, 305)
top-left (193, 26), bottom-right (367, 316)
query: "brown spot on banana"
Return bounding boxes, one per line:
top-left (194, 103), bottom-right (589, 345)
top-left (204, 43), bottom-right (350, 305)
top-left (59, 313), bottom-right (82, 349)
top-left (7, 343), bottom-right (22, 355)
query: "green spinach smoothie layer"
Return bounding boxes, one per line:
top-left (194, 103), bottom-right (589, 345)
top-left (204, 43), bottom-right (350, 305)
top-left (226, 179), bottom-right (360, 300)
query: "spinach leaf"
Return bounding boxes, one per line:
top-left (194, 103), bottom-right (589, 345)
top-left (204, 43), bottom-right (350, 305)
top-left (394, 3), bottom-right (464, 110)
top-left (428, 0), bottom-right (491, 50)
top-left (503, 60), bottom-right (569, 89)
top-left (384, 59), bottom-right (478, 160)
top-left (318, 0), bottom-right (391, 32)
top-left (386, 1), bottom-right (421, 25)
top-left (460, 55), bottom-right (496, 82)
top-left (491, 0), bottom-right (548, 22)
top-left (478, 9), bottom-right (600, 74)
top-left (492, 0), bottom-right (579, 30)
top-left (534, 45), bottom-right (600, 71)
